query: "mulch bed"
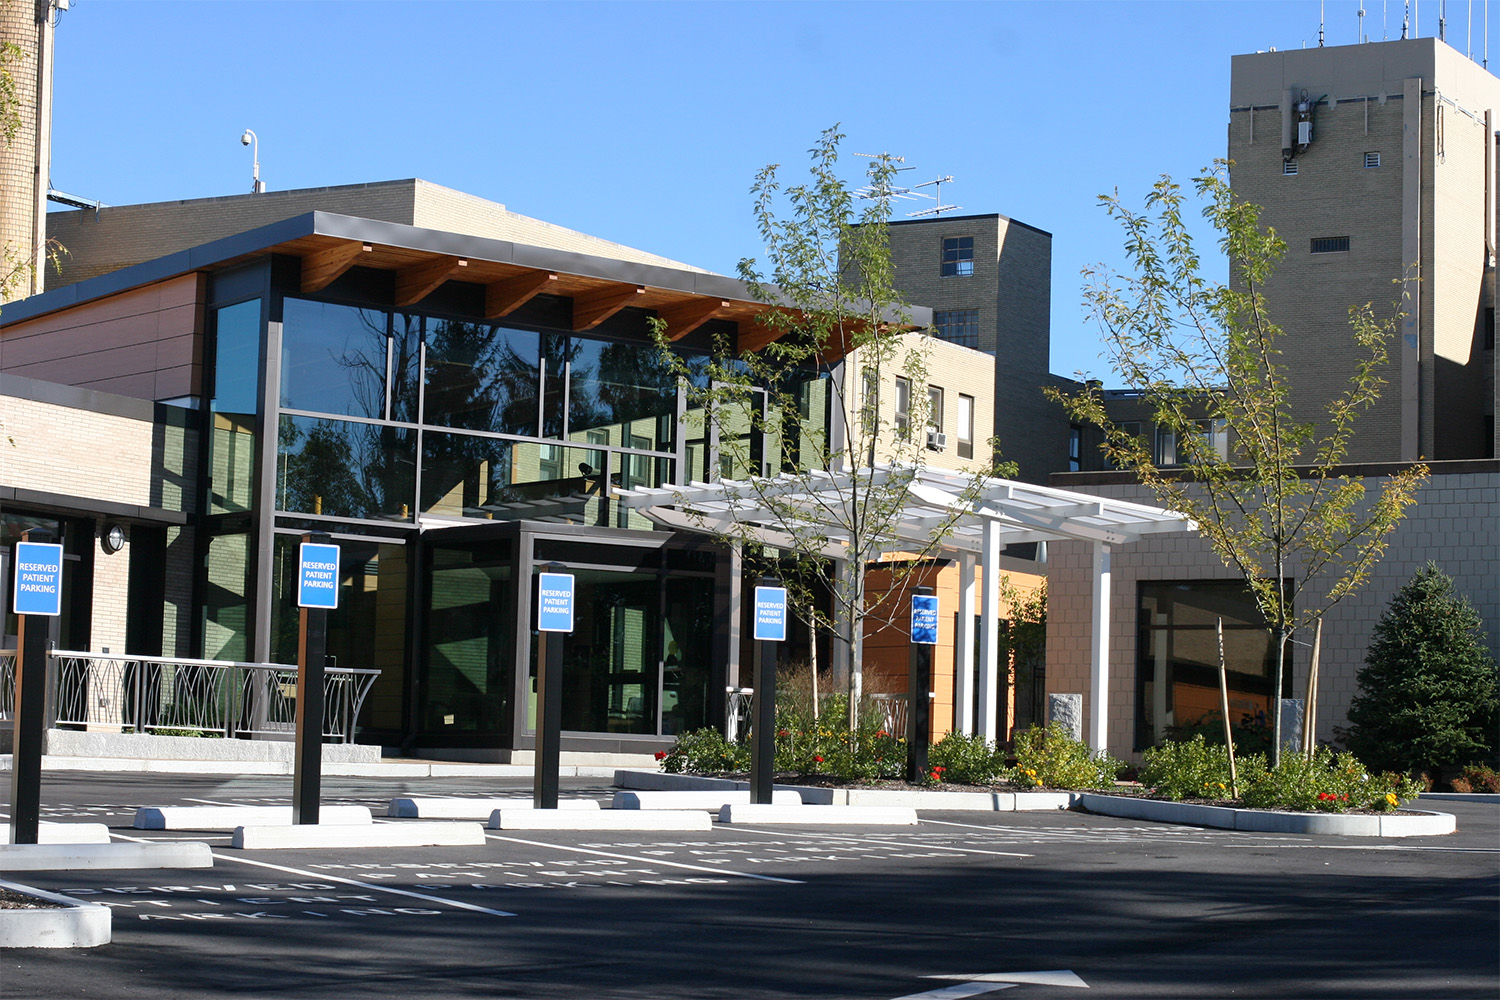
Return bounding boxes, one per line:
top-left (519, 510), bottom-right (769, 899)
top-left (0, 887), bottom-right (64, 910)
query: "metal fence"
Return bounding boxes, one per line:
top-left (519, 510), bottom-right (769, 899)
top-left (1, 649), bottom-right (378, 742)
top-left (725, 686), bottom-right (753, 741)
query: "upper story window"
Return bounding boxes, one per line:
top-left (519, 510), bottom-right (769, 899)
top-left (861, 368), bottom-right (879, 434)
top-left (894, 377), bottom-right (911, 438)
top-left (958, 394), bottom-right (975, 460)
top-left (1364, 151), bottom-right (1381, 168)
top-left (926, 385), bottom-right (945, 450)
top-left (934, 309), bottom-right (980, 348)
top-left (1310, 236), bottom-right (1350, 254)
top-left (941, 236), bottom-right (974, 277)
top-left (1068, 424), bottom-right (1083, 472)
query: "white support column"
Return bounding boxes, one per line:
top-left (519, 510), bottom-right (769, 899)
top-left (976, 520), bottom-right (1002, 743)
top-left (1088, 541), bottom-right (1112, 754)
top-left (954, 551), bottom-right (977, 735)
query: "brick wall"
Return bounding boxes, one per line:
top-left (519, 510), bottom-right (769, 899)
top-left (1045, 463), bottom-right (1499, 760)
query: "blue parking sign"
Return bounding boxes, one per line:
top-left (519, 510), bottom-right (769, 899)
top-left (537, 573), bottom-right (575, 633)
top-left (753, 586), bottom-right (788, 642)
top-left (12, 542), bottom-right (64, 617)
top-left (911, 594), bottom-right (939, 645)
top-left (297, 543), bottom-right (341, 609)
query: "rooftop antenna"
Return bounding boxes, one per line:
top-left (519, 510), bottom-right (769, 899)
top-left (851, 151), bottom-right (914, 202)
top-left (1439, 0), bottom-right (1446, 38)
top-left (1403, 0), bottom-right (1410, 36)
top-left (906, 176), bottom-right (962, 218)
top-left (1319, 0), bottom-right (1326, 44)
top-left (1359, 2), bottom-right (1366, 40)
top-left (240, 129), bottom-right (265, 194)
top-left (1384, 0), bottom-right (1389, 38)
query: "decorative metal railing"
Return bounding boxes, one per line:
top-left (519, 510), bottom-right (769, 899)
top-left (0, 649), bottom-right (378, 743)
top-left (725, 686), bottom-right (753, 741)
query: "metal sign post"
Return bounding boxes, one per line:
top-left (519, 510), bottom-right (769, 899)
top-left (293, 533), bottom-right (339, 825)
top-left (8, 534), bottom-right (62, 845)
top-left (906, 587), bottom-right (938, 783)
top-left (750, 581), bottom-right (787, 805)
top-left (534, 567), bottom-right (574, 809)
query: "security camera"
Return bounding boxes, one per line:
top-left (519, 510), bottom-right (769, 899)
top-left (240, 131), bottom-right (253, 146)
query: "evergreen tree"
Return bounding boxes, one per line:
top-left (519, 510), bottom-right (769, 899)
top-left (1345, 563), bottom-right (1499, 777)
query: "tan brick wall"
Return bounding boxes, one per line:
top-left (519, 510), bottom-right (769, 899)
top-left (0, 1), bottom-right (44, 298)
top-left (44, 178), bottom-right (711, 290)
top-left (1045, 465), bottom-right (1500, 760)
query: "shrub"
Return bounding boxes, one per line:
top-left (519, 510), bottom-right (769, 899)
top-left (928, 732), bottom-right (1007, 785)
top-left (1449, 764), bottom-right (1500, 794)
top-left (1345, 564), bottom-right (1499, 779)
top-left (1139, 735), bottom-right (1235, 801)
top-left (1008, 723), bottom-right (1125, 790)
top-left (1163, 709), bottom-right (1273, 758)
top-left (660, 728), bottom-right (747, 775)
top-left (1237, 747), bottom-right (1423, 813)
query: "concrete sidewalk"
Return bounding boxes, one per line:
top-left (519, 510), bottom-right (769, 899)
top-left (0, 753), bottom-right (653, 780)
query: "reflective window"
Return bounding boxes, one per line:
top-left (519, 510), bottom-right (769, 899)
top-left (422, 540), bottom-right (514, 733)
top-left (280, 298), bottom-right (390, 418)
top-left (565, 337), bottom-right (678, 451)
top-left (276, 415), bottom-right (416, 521)
top-left (941, 236), bottom-right (975, 277)
top-left (421, 431), bottom-right (602, 524)
top-left (959, 394), bottom-right (976, 460)
top-left (202, 530), bottom-right (251, 660)
top-left (210, 300), bottom-right (262, 514)
top-left (424, 319), bottom-right (541, 436)
top-left (934, 309), bottom-right (980, 348)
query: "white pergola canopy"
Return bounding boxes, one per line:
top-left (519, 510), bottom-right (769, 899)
top-left (616, 464), bottom-right (1196, 752)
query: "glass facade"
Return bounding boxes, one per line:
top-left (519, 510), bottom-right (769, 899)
top-left (191, 278), bottom-right (820, 747)
top-left (1135, 581), bottom-right (1285, 749)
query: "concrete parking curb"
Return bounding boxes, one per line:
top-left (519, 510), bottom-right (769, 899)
top-left (613, 770), bottom-right (1078, 811)
top-left (610, 790), bottom-right (802, 810)
top-left (230, 822), bottom-right (487, 849)
top-left (0, 755), bottom-right (625, 779)
top-left (1077, 793), bottom-right (1458, 837)
top-left (1, 823), bottom-right (111, 845)
top-left (0, 842), bottom-right (214, 870)
top-left (134, 805), bottom-right (373, 829)
top-left (0, 880), bottom-right (111, 949)
top-left (486, 809), bottom-right (712, 831)
top-left (389, 797), bottom-right (601, 818)
top-left (718, 804), bottom-right (919, 825)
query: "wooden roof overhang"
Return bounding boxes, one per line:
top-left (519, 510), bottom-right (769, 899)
top-left (3, 211), bottom-right (929, 362)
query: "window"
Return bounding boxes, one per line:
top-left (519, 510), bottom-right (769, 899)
top-left (1485, 308), bottom-right (1495, 351)
top-left (1364, 151), bottom-right (1381, 168)
top-left (958, 394), bottom-right (975, 460)
top-left (861, 368), bottom-right (879, 434)
top-left (894, 377), bottom-right (910, 438)
top-left (941, 236), bottom-right (974, 277)
top-left (1282, 160), bottom-right (1299, 175)
top-left (1310, 236), bottom-right (1351, 254)
top-left (934, 309), bottom-right (980, 349)
top-left (1108, 421), bottom-right (1144, 470)
top-left (1195, 419), bottom-right (1229, 461)
top-left (926, 385), bottom-right (944, 450)
top-left (1068, 424), bottom-right (1083, 472)
top-left (1154, 425), bottom-right (1178, 467)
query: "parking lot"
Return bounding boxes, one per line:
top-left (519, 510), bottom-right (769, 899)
top-left (4, 771), bottom-right (1497, 999)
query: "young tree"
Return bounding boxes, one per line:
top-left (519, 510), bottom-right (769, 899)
top-left (650, 126), bottom-right (1003, 727)
top-left (1345, 564), bottom-right (1498, 778)
top-left (1049, 164), bottom-right (1427, 764)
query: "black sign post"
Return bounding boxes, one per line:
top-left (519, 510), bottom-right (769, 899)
top-left (905, 586), bottom-right (937, 784)
top-left (293, 531), bottom-right (339, 825)
top-left (8, 529), bottom-right (58, 845)
top-left (750, 579), bottom-right (786, 805)
top-left (534, 564), bottom-right (575, 810)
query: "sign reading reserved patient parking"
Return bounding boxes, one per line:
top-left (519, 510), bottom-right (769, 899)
top-left (297, 543), bottom-right (341, 609)
top-left (537, 572), bottom-right (575, 633)
top-left (753, 586), bottom-right (788, 642)
top-left (911, 593), bottom-right (939, 645)
top-left (12, 541), bottom-right (64, 617)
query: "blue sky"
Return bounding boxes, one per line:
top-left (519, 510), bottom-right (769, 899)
top-left (45, 0), bottom-right (1497, 377)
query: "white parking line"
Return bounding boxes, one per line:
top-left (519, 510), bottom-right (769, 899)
top-left (483, 834), bottom-right (806, 884)
top-left (724, 826), bottom-right (1034, 858)
top-left (107, 832), bottom-right (515, 916)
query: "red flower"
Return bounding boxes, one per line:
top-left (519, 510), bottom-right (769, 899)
top-left (813, 755), bottom-right (824, 763)
top-left (876, 730), bottom-right (889, 738)
top-left (777, 729), bottom-right (789, 737)
top-left (654, 751), bottom-right (667, 761)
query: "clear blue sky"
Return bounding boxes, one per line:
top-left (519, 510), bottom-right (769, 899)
top-left (45, 0), bottom-right (1497, 377)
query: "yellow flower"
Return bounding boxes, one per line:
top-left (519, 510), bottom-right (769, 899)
top-left (1386, 792), bottom-right (1399, 806)
top-left (1217, 782), bottom-right (1226, 790)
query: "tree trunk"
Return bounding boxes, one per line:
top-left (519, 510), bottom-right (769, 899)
top-left (1301, 618), bottom-right (1322, 756)
top-left (1271, 625), bottom-right (1288, 768)
top-left (809, 618), bottom-right (820, 723)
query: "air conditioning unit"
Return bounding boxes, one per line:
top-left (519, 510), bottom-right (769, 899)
top-left (926, 430), bottom-right (947, 451)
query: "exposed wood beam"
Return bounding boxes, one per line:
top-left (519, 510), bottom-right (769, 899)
top-left (572, 284), bottom-right (644, 331)
top-left (737, 316), bottom-right (782, 355)
top-left (394, 255), bottom-right (468, 307)
top-left (485, 271), bottom-right (557, 319)
top-left (656, 299), bottom-right (728, 341)
top-left (300, 242), bottom-right (371, 294)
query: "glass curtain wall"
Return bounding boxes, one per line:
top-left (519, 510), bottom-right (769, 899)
top-left (1135, 581), bottom-right (1285, 749)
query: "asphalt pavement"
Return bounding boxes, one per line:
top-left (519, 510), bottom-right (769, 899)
top-left (2, 771), bottom-right (1496, 999)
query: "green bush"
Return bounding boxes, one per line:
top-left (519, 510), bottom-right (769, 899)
top-left (1236, 747), bottom-right (1423, 813)
top-left (659, 728), bottom-right (747, 775)
top-left (1163, 709), bottom-right (1273, 758)
top-left (1008, 723), bottom-right (1125, 790)
top-left (928, 732), bottom-right (1007, 785)
top-left (1139, 735), bottom-right (1235, 801)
